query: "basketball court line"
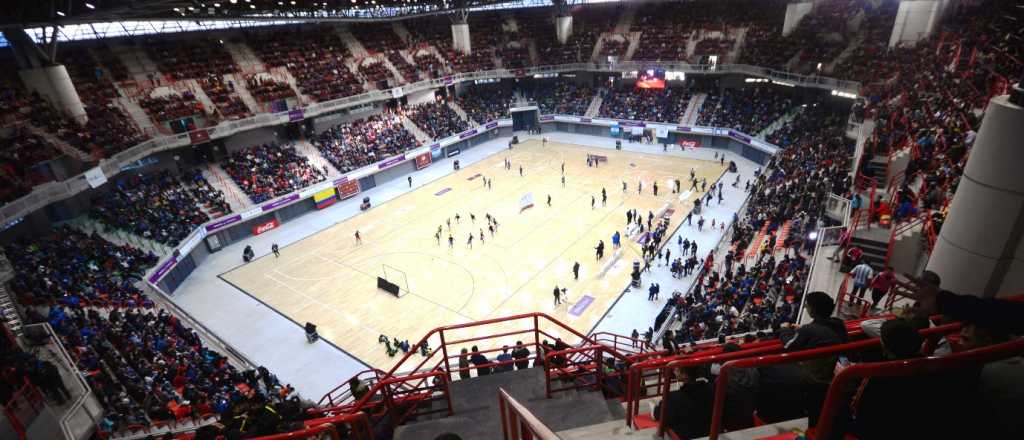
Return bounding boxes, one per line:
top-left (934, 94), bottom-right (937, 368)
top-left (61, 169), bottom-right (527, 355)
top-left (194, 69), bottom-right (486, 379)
top-left (221, 140), bottom-right (727, 367)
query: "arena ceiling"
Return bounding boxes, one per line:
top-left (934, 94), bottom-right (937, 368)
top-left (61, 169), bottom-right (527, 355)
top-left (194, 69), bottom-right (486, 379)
top-left (1, 0), bottom-right (586, 28)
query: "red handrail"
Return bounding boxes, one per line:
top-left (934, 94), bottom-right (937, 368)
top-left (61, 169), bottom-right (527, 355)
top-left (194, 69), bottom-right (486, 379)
top-left (814, 338), bottom-right (1024, 440)
top-left (315, 313), bottom-right (631, 423)
top-left (498, 388), bottom-right (560, 440)
top-left (700, 322), bottom-right (962, 440)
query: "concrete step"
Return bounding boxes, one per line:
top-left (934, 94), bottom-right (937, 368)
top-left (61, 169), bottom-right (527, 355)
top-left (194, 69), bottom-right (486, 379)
top-left (623, 31), bottom-right (642, 62)
top-left (447, 101), bottom-right (474, 126)
top-left (202, 164), bottom-right (253, 211)
top-left (585, 96), bottom-right (604, 118)
top-left (293, 139), bottom-right (341, 178)
top-left (23, 124), bottom-right (91, 162)
top-left (558, 420), bottom-right (651, 440)
top-left (224, 41), bottom-right (267, 74)
top-left (401, 115), bottom-right (433, 144)
top-left (338, 29), bottom-right (370, 59)
top-left (227, 73), bottom-right (261, 115)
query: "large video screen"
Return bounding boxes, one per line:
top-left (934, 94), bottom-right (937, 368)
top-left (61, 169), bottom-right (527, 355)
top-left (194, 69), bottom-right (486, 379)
top-left (636, 68), bottom-right (666, 89)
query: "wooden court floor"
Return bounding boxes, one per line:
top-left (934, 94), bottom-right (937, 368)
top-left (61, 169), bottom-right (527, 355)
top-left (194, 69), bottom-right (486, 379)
top-left (221, 140), bottom-right (725, 368)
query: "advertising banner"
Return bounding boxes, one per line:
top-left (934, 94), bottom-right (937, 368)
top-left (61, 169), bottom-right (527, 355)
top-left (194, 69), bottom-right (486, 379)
top-left (414, 153), bottom-right (432, 170)
top-left (337, 179), bottom-right (361, 200)
top-left (252, 219), bottom-right (280, 235)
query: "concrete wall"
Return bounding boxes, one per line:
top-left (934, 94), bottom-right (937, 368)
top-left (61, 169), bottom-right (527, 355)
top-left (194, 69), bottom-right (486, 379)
top-left (452, 23), bottom-right (472, 55)
top-left (783, 2), bottom-right (815, 36)
top-left (222, 126), bottom-right (284, 153)
top-left (889, 0), bottom-right (945, 47)
top-left (406, 88), bottom-right (438, 107)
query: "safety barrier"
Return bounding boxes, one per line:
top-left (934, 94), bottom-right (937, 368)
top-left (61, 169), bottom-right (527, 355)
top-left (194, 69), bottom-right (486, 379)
top-left (1, 379), bottom-right (45, 440)
top-left (312, 313), bottom-right (633, 427)
top-left (498, 388), bottom-right (560, 440)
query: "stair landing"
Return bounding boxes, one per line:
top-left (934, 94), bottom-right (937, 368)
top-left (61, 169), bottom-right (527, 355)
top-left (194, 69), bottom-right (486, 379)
top-left (393, 368), bottom-right (624, 440)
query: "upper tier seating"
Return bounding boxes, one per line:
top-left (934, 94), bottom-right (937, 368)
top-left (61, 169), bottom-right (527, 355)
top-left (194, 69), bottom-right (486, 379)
top-left (246, 27), bottom-right (363, 102)
top-left (696, 87), bottom-right (799, 134)
top-left (144, 38), bottom-right (239, 81)
top-left (0, 125), bottom-right (63, 186)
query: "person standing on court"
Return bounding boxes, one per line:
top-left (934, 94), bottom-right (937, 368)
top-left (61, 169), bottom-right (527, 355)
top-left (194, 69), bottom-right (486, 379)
top-left (592, 196), bottom-right (596, 209)
top-left (601, 188), bottom-right (607, 206)
top-left (272, 243), bottom-right (280, 258)
top-left (654, 182), bottom-right (659, 196)
top-left (408, 176), bottom-right (412, 187)
top-left (519, 166), bottom-right (523, 176)
top-left (553, 285), bottom-right (562, 305)
top-left (595, 240), bottom-right (605, 260)
top-left (354, 231), bottom-right (362, 244)
top-left (573, 261), bottom-right (581, 280)
top-left (612, 231), bottom-right (621, 249)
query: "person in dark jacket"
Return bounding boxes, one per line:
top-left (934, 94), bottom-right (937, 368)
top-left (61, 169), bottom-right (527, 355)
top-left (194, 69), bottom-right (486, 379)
top-left (470, 345), bottom-right (490, 376)
top-left (458, 348), bottom-right (471, 379)
top-left (512, 341), bottom-right (530, 370)
top-left (781, 291), bottom-right (848, 427)
top-left (654, 365), bottom-right (714, 439)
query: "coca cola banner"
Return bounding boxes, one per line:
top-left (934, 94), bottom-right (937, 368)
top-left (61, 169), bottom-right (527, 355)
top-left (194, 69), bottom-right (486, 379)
top-left (252, 219), bottom-right (280, 235)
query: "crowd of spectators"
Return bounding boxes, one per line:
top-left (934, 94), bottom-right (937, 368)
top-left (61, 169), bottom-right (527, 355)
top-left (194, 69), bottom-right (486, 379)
top-left (829, 0), bottom-right (901, 83)
top-left (523, 82), bottom-right (595, 115)
top-left (139, 92), bottom-right (208, 123)
top-left (386, 50), bottom-right (418, 82)
top-left (598, 35), bottom-right (628, 58)
top-left (199, 75), bottom-right (251, 120)
top-left (144, 38), bottom-right (239, 81)
top-left (456, 85), bottom-right (513, 124)
top-left (89, 169), bottom-right (230, 245)
top-left (497, 43), bottom-right (530, 69)
top-left (693, 37), bottom-right (736, 60)
top-left (358, 59), bottom-right (393, 85)
top-left (4, 226), bottom-right (300, 435)
top-left (449, 50), bottom-right (497, 74)
top-left (696, 87), bottom-right (799, 135)
top-left (413, 51), bottom-right (445, 79)
top-left (599, 87), bottom-right (692, 122)
top-left (247, 27), bottom-right (363, 102)
top-left (313, 113), bottom-right (419, 173)
top-left (246, 75), bottom-right (296, 104)
top-left (657, 104), bottom-right (852, 351)
top-left (1, 125), bottom-right (63, 185)
top-left (737, 24), bottom-right (799, 70)
top-left (352, 23), bottom-right (406, 53)
top-left (406, 101), bottom-right (470, 140)
top-left (221, 143), bottom-right (326, 204)
top-left (25, 94), bottom-right (147, 159)
top-left (2, 326), bottom-right (71, 406)
top-left (60, 46), bottom-right (123, 109)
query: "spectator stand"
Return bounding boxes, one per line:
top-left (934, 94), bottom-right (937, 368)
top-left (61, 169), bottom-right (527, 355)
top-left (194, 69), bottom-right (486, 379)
top-left (137, 83), bottom-right (213, 135)
top-left (244, 74), bottom-right (298, 114)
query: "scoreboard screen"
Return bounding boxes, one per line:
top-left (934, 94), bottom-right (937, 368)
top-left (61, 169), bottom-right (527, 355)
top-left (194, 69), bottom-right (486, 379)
top-left (636, 68), bottom-right (666, 89)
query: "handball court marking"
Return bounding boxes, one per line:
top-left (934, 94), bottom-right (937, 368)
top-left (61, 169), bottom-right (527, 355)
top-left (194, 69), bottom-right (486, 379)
top-left (222, 140), bottom-right (725, 368)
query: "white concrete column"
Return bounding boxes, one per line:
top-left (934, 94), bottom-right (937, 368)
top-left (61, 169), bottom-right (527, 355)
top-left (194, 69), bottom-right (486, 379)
top-left (18, 65), bottom-right (87, 122)
top-left (889, 0), bottom-right (945, 47)
top-left (556, 15), bottom-right (573, 44)
top-left (926, 92), bottom-right (1024, 298)
top-left (451, 23), bottom-right (471, 55)
top-left (782, 2), bottom-right (814, 36)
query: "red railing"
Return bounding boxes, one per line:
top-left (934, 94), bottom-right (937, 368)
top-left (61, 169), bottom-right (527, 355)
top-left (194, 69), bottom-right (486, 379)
top-left (252, 412), bottom-right (374, 440)
top-left (884, 211), bottom-right (927, 265)
top-left (313, 313), bottom-right (632, 427)
top-left (2, 379), bottom-right (45, 440)
top-left (695, 322), bottom-right (963, 440)
top-left (814, 337), bottom-right (1024, 440)
top-left (498, 388), bottom-right (560, 440)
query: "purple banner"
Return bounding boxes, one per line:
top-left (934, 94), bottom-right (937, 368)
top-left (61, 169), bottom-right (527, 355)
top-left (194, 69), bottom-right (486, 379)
top-left (618, 120), bottom-right (647, 127)
top-left (458, 129), bottom-right (479, 139)
top-left (377, 154), bottom-right (407, 170)
top-left (148, 255), bottom-right (179, 283)
top-left (288, 108), bottom-right (305, 122)
top-left (485, 121), bottom-right (498, 129)
top-left (430, 143), bottom-right (441, 150)
top-left (261, 194), bottom-right (300, 212)
top-left (443, 76), bottom-right (454, 85)
top-left (569, 295), bottom-right (595, 317)
top-left (206, 214), bottom-right (242, 232)
top-left (540, 115), bottom-right (554, 121)
top-left (730, 131), bottom-right (751, 143)
top-left (677, 126), bottom-right (691, 132)
top-left (580, 117), bottom-right (592, 123)
top-left (435, 188), bottom-right (452, 196)
top-left (332, 176), bottom-right (348, 186)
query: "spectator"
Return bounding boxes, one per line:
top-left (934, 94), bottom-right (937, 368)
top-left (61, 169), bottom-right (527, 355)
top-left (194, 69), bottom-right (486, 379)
top-left (653, 365), bottom-right (713, 439)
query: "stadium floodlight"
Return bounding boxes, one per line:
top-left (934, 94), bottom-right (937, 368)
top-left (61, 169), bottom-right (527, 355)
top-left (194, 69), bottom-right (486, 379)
top-left (85, 3), bottom-right (95, 9)
top-left (56, 11), bottom-right (65, 16)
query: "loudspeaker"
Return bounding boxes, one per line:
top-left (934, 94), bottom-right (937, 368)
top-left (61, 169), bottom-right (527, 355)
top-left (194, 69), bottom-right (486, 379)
top-left (377, 277), bottom-right (401, 297)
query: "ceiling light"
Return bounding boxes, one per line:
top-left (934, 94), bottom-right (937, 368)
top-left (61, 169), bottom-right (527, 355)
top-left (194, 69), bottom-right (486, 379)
top-left (85, 3), bottom-right (95, 9)
top-left (56, 11), bottom-right (65, 16)
top-left (230, 0), bottom-right (237, 3)
top-left (250, 4), bottom-right (256, 8)
top-left (214, 3), bottom-right (221, 7)
top-left (173, 7), bottom-right (181, 11)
